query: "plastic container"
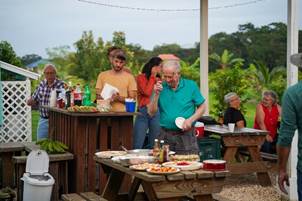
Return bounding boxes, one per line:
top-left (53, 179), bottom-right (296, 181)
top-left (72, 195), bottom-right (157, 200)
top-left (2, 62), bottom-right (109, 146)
top-left (21, 150), bottom-right (55, 201)
top-left (198, 137), bottom-right (221, 161)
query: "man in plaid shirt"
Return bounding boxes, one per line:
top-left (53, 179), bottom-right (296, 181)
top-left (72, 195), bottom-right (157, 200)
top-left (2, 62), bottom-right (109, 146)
top-left (27, 64), bottom-right (64, 140)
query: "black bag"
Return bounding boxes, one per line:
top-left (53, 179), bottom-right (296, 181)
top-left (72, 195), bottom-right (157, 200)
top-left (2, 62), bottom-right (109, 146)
top-left (197, 116), bottom-right (219, 125)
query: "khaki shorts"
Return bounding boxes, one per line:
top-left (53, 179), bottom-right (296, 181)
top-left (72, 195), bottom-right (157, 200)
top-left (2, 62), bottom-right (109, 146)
top-left (159, 128), bottom-right (199, 154)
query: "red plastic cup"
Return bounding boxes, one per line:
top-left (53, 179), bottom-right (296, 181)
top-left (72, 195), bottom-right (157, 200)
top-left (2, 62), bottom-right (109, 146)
top-left (194, 122), bottom-right (204, 138)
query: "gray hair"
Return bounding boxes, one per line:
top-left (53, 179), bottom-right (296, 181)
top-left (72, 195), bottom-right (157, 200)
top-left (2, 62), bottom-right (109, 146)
top-left (224, 92), bottom-right (238, 104)
top-left (162, 60), bottom-right (181, 72)
top-left (43, 64), bottom-right (57, 73)
top-left (262, 90), bottom-right (278, 104)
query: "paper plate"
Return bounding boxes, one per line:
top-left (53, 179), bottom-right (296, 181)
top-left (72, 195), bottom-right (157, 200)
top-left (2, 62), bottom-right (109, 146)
top-left (175, 117), bottom-right (185, 129)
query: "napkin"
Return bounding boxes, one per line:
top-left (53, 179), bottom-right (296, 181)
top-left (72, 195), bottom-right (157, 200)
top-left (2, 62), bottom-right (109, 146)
top-left (101, 83), bottom-right (119, 100)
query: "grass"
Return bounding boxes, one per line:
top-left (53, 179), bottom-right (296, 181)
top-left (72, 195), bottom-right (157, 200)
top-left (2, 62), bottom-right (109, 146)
top-left (31, 110), bottom-right (39, 141)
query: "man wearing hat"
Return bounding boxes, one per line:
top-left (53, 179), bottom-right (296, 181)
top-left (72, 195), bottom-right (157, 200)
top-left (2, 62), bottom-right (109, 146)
top-left (96, 47), bottom-right (137, 112)
top-left (277, 53), bottom-right (302, 200)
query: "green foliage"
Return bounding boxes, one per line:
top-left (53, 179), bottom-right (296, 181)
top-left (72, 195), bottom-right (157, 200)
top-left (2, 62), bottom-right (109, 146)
top-left (209, 49), bottom-right (244, 69)
top-left (248, 61), bottom-right (286, 100)
top-left (209, 64), bottom-right (250, 117)
top-left (180, 58), bottom-right (200, 85)
top-left (0, 41), bottom-right (23, 80)
top-left (21, 54), bottom-right (42, 65)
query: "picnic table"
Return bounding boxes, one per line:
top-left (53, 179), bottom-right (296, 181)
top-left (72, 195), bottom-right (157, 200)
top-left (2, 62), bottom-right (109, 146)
top-left (45, 106), bottom-right (137, 193)
top-left (205, 125), bottom-right (271, 186)
top-left (94, 157), bottom-right (229, 201)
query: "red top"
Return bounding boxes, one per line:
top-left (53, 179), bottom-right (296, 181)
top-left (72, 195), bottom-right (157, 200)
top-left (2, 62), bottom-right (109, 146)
top-left (254, 103), bottom-right (280, 139)
top-left (136, 73), bottom-right (157, 108)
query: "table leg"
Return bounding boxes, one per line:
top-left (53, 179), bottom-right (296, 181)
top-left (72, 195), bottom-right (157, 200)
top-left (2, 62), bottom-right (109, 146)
top-left (141, 181), bottom-right (158, 201)
top-left (223, 147), bottom-right (238, 162)
top-left (1, 152), bottom-right (14, 187)
top-left (248, 146), bottom-right (271, 186)
top-left (128, 177), bottom-right (141, 201)
top-left (102, 168), bottom-right (125, 201)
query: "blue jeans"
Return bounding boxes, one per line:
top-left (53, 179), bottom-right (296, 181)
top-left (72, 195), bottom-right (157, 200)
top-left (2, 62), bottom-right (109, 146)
top-left (133, 106), bottom-right (160, 149)
top-left (298, 169), bottom-right (302, 201)
top-left (37, 117), bottom-right (49, 140)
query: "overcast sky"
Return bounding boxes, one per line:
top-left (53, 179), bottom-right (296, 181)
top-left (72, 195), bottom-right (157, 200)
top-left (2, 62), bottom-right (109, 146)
top-left (0, 0), bottom-right (301, 58)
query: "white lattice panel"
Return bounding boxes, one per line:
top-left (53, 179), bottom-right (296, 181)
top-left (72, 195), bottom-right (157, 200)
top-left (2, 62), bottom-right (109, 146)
top-left (0, 80), bottom-right (32, 142)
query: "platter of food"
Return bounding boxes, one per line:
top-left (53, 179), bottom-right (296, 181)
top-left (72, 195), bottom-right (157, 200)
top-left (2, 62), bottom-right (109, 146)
top-left (162, 161), bottom-right (203, 171)
top-left (129, 163), bottom-right (161, 171)
top-left (146, 166), bottom-right (180, 175)
top-left (67, 105), bottom-right (98, 113)
top-left (95, 151), bottom-right (127, 159)
top-left (169, 154), bottom-right (200, 162)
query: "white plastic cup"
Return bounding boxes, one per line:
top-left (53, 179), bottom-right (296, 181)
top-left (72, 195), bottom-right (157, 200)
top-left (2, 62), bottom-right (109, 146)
top-left (228, 123), bottom-right (235, 132)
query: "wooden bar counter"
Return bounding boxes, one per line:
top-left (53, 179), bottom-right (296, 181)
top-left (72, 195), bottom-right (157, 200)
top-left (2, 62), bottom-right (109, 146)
top-left (46, 106), bottom-right (137, 193)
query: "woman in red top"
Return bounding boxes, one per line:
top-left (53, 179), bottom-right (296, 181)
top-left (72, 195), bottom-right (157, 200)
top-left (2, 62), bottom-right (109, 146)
top-left (254, 90), bottom-right (281, 153)
top-left (133, 57), bottom-right (162, 149)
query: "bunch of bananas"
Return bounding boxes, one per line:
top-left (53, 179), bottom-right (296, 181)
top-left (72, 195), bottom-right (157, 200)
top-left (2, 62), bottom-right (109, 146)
top-left (36, 139), bottom-right (69, 154)
top-left (67, 105), bottom-right (98, 112)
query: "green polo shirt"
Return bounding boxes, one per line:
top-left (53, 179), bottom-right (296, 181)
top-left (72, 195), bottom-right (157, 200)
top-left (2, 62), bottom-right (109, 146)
top-left (277, 81), bottom-right (302, 172)
top-left (158, 78), bottom-right (205, 130)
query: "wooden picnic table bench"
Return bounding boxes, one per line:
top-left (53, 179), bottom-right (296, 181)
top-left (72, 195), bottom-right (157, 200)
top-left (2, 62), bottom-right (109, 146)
top-left (205, 125), bottom-right (271, 186)
top-left (95, 157), bottom-right (229, 201)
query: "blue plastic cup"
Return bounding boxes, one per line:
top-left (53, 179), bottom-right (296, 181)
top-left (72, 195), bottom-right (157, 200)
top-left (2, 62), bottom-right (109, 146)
top-left (125, 101), bottom-right (136, 112)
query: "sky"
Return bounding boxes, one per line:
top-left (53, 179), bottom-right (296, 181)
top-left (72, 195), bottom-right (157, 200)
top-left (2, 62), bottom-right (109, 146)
top-left (0, 0), bottom-right (301, 58)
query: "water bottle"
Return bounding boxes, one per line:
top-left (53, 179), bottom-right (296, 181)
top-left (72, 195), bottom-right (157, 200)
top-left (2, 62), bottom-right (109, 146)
top-left (83, 84), bottom-right (91, 106)
top-left (74, 84), bottom-right (82, 106)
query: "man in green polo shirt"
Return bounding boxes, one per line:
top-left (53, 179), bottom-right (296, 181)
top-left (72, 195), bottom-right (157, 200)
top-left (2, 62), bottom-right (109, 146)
top-left (148, 60), bottom-right (206, 154)
top-left (277, 53), bottom-right (302, 200)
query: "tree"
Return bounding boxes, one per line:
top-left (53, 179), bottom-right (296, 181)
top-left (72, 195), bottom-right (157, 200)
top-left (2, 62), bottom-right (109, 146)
top-left (249, 61), bottom-right (286, 100)
top-left (72, 31), bottom-right (106, 82)
top-left (209, 49), bottom-right (244, 69)
top-left (209, 64), bottom-right (250, 117)
top-left (0, 41), bottom-right (23, 80)
top-left (21, 54), bottom-right (42, 66)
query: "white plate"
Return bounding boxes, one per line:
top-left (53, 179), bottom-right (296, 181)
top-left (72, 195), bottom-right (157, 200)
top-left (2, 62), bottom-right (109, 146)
top-left (95, 151), bottom-right (127, 159)
top-left (175, 117), bottom-right (185, 129)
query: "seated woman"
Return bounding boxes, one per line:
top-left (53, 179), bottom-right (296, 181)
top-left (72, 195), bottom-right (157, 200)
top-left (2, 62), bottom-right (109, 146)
top-left (223, 92), bottom-right (246, 128)
top-left (254, 90), bottom-right (281, 154)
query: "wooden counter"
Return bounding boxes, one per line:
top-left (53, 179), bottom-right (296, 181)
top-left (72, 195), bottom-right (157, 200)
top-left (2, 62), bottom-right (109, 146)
top-left (45, 106), bottom-right (137, 193)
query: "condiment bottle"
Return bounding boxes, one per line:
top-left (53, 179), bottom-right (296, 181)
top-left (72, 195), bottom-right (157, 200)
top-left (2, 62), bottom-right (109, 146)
top-left (159, 140), bottom-right (165, 163)
top-left (153, 139), bottom-right (160, 159)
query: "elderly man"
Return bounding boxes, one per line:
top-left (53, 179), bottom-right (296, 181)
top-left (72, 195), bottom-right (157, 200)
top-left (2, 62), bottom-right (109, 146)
top-left (96, 48), bottom-right (137, 112)
top-left (27, 64), bottom-right (64, 140)
top-left (148, 60), bottom-right (206, 154)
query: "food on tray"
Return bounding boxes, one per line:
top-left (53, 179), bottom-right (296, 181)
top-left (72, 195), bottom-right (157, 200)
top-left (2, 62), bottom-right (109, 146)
top-left (129, 163), bottom-right (160, 171)
top-left (176, 161), bottom-right (190, 166)
top-left (67, 105), bottom-right (98, 112)
top-left (146, 166), bottom-right (179, 174)
top-left (170, 154), bottom-right (199, 161)
top-left (162, 161), bottom-right (202, 171)
top-left (95, 151), bottom-right (127, 158)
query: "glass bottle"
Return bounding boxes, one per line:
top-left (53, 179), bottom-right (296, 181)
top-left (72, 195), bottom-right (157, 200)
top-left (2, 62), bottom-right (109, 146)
top-left (153, 139), bottom-right (160, 158)
top-left (83, 84), bottom-right (91, 106)
top-left (74, 84), bottom-right (82, 106)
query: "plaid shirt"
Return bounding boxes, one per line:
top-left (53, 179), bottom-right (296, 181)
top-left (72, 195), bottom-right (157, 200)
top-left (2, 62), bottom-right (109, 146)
top-left (32, 78), bottom-right (64, 118)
